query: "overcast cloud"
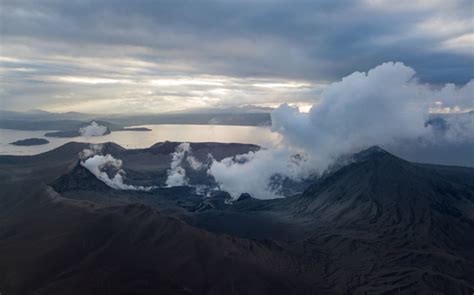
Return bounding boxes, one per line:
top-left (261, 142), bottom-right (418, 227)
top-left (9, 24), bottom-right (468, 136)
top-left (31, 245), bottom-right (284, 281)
top-left (0, 0), bottom-right (472, 113)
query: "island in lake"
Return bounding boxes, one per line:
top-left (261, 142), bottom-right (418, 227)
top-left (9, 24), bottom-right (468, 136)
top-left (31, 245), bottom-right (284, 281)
top-left (10, 138), bottom-right (50, 146)
top-left (121, 127), bottom-right (152, 131)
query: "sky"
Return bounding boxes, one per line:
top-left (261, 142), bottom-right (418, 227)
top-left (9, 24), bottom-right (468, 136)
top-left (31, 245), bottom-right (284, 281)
top-left (0, 0), bottom-right (472, 114)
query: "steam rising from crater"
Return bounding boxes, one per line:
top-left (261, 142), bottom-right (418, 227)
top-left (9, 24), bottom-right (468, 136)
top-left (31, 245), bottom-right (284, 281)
top-left (272, 62), bottom-right (473, 163)
top-left (208, 148), bottom-right (313, 200)
top-left (79, 121), bottom-right (108, 137)
top-left (79, 144), bottom-right (153, 191)
top-left (207, 62), bottom-right (474, 200)
top-left (165, 142), bottom-right (205, 187)
top-left (165, 143), bottom-right (190, 187)
top-left (187, 155), bottom-right (204, 170)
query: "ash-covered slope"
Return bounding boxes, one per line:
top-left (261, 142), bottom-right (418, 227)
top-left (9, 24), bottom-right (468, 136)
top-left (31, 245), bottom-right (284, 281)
top-left (287, 146), bottom-right (474, 294)
top-left (0, 184), bottom-right (317, 295)
top-left (295, 146), bottom-right (474, 231)
top-left (1, 143), bottom-right (474, 294)
top-left (51, 160), bottom-right (111, 192)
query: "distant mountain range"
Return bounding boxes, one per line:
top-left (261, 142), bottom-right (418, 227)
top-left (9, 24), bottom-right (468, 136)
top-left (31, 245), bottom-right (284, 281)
top-left (0, 142), bottom-right (473, 294)
top-left (0, 107), bottom-right (273, 131)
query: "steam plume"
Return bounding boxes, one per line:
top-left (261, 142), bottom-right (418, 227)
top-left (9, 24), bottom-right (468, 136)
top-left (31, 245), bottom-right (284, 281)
top-left (79, 144), bottom-right (153, 191)
top-left (79, 121), bottom-right (108, 137)
top-left (79, 143), bottom-right (103, 159)
top-left (165, 143), bottom-right (191, 187)
top-left (208, 62), bottom-right (474, 200)
top-left (208, 148), bottom-right (313, 200)
top-left (187, 155), bottom-right (204, 170)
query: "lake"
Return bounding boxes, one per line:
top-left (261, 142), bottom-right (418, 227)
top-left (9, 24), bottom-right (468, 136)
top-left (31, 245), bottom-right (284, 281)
top-left (0, 124), bottom-right (281, 155)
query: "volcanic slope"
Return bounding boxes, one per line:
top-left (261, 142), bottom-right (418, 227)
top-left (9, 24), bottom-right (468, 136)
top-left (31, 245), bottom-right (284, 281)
top-left (0, 181), bottom-right (318, 295)
top-left (38, 144), bottom-right (474, 293)
top-left (1, 143), bottom-right (474, 294)
top-left (282, 146), bottom-right (474, 294)
top-left (0, 141), bottom-right (324, 295)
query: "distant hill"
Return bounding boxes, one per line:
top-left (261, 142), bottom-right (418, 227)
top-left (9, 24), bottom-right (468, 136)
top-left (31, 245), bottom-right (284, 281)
top-left (0, 109), bottom-right (272, 131)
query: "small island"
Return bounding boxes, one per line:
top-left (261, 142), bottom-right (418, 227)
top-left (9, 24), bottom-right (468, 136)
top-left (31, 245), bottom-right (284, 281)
top-left (122, 127), bottom-right (152, 131)
top-left (10, 138), bottom-right (50, 146)
top-left (44, 130), bottom-right (81, 138)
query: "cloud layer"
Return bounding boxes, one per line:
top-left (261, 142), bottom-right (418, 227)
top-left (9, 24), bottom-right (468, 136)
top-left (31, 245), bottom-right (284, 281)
top-left (0, 0), bottom-right (472, 113)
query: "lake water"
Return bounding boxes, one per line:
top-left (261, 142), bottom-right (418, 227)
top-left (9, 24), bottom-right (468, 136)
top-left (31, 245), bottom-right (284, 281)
top-left (0, 124), bottom-right (281, 155)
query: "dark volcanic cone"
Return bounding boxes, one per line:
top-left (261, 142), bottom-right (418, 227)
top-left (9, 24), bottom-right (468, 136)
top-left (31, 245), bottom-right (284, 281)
top-left (290, 146), bottom-right (474, 294)
top-left (50, 161), bottom-right (110, 193)
top-left (293, 146), bottom-right (474, 252)
top-left (296, 146), bottom-right (474, 228)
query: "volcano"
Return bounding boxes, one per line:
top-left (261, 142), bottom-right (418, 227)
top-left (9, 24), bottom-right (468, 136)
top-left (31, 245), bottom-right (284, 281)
top-left (284, 146), bottom-right (474, 293)
top-left (0, 143), bottom-right (473, 294)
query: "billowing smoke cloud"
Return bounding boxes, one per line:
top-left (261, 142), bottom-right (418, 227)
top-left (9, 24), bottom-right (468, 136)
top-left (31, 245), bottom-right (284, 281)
top-left (187, 155), bottom-right (204, 170)
top-left (271, 62), bottom-right (473, 159)
top-left (208, 148), bottom-right (313, 200)
top-left (80, 144), bottom-right (153, 191)
top-left (165, 142), bottom-right (206, 187)
top-left (79, 143), bottom-right (103, 159)
top-left (208, 62), bottom-right (474, 200)
top-left (166, 143), bottom-right (190, 186)
top-left (436, 113), bottom-right (474, 143)
top-left (272, 62), bottom-right (431, 168)
top-left (429, 81), bottom-right (474, 113)
top-left (79, 121), bottom-right (108, 137)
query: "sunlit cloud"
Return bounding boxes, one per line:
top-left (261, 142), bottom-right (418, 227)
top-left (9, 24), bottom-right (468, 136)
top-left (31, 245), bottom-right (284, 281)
top-left (0, 56), bottom-right (24, 63)
top-left (442, 34), bottom-right (474, 55)
top-left (35, 73), bottom-right (323, 114)
top-left (49, 76), bottom-right (133, 85)
top-left (417, 18), bottom-right (469, 37)
top-left (149, 78), bottom-right (224, 87)
top-left (363, 0), bottom-right (449, 11)
top-left (252, 82), bottom-right (312, 89)
top-left (0, 67), bottom-right (36, 73)
top-left (298, 104), bottom-right (313, 113)
top-left (429, 106), bottom-right (473, 114)
top-left (0, 1), bottom-right (471, 113)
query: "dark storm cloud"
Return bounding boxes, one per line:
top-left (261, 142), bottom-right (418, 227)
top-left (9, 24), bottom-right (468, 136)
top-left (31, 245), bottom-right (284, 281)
top-left (0, 0), bottom-right (472, 112)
